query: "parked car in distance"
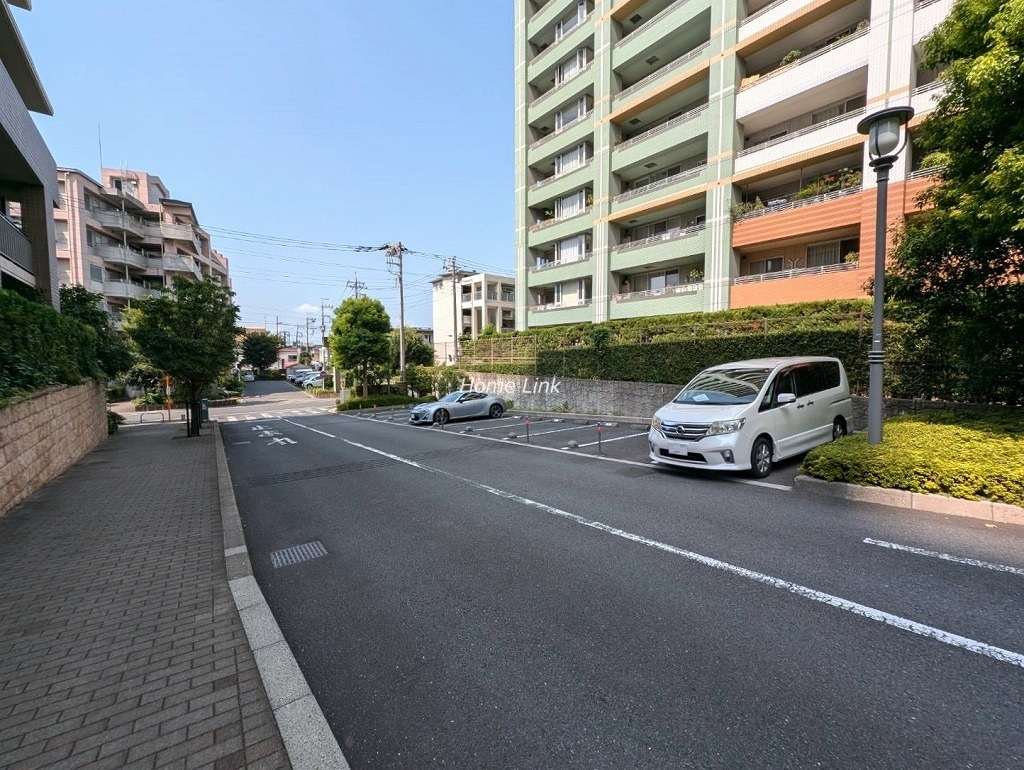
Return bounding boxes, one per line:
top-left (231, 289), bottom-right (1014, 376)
top-left (409, 391), bottom-right (507, 425)
top-left (241, 372), bottom-right (255, 382)
top-left (649, 356), bottom-right (853, 478)
top-left (286, 368), bottom-right (313, 383)
top-left (304, 376), bottom-right (329, 389)
top-left (297, 371), bottom-right (323, 385)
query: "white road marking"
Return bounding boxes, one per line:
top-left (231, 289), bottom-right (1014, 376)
top-left (864, 539), bottom-right (1024, 577)
top-left (286, 420), bottom-right (336, 438)
top-left (268, 437), bottom-right (296, 446)
top-left (337, 437), bottom-right (1024, 671)
top-left (231, 441), bottom-right (251, 445)
top-left (737, 479), bottom-right (794, 491)
top-left (575, 432), bottom-right (649, 448)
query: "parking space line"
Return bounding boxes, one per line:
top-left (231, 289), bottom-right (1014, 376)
top-left (575, 432), bottom-right (649, 448)
top-left (864, 539), bottom-right (1024, 576)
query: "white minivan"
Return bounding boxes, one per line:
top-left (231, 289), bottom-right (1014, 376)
top-left (649, 357), bottom-right (853, 478)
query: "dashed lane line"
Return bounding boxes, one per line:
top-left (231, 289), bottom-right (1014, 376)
top-left (864, 539), bottom-right (1024, 577)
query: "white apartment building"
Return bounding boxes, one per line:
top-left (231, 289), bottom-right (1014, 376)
top-left (431, 271), bottom-right (516, 364)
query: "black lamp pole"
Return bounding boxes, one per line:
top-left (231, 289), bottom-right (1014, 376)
top-left (857, 106), bottom-right (914, 445)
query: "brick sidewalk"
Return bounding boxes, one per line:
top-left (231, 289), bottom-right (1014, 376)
top-left (0, 423), bottom-right (291, 769)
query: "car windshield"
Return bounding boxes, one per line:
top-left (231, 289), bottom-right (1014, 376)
top-left (439, 392), bottom-right (463, 403)
top-left (673, 367), bottom-right (771, 405)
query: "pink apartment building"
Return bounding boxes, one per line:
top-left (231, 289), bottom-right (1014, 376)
top-left (54, 168), bottom-right (229, 323)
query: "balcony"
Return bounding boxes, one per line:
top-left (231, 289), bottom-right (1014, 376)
top-left (101, 185), bottom-right (145, 212)
top-left (614, 0), bottom-right (694, 64)
top-left (527, 12), bottom-right (592, 82)
top-left (733, 185), bottom-right (861, 222)
top-left (529, 62), bottom-right (595, 117)
top-left (527, 299), bottom-right (593, 325)
top-left (614, 42), bottom-right (711, 108)
top-left (0, 211), bottom-right (32, 273)
top-left (733, 260), bottom-right (860, 285)
top-left (611, 164), bottom-right (708, 214)
top-left (527, 254), bottom-right (593, 286)
top-left (739, 0), bottom-right (818, 42)
top-left (609, 282), bottom-right (704, 319)
top-left (158, 253), bottom-right (203, 277)
top-left (610, 224), bottom-right (707, 272)
top-left (92, 243), bottom-right (150, 271)
top-left (613, 104), bottom-right (709, 170)
top-left (103, 279), bottom-right (158, 300)
top-left (736, 29), bottom-right (869, 118)
top-left (527, 0), bottom-right (576, 40)
top-left (734, 109), bottom-right (865, 175)
top-left (93, 209), bottom-right (148, 239)
top-left (527, 207), bottom-right (592, 244)
top-left (914, 0), bottom-right (953, 42)
top-left (527, 160), bottom-right (595, 207)
top-left (158, 221), bottom-right (195, 242)
top-left (529, 110), bottom-right (594, 154)
top-left (911, 80), bottom-right (945, 116)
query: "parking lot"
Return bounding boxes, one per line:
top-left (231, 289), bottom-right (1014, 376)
top-left (342, 406), bottom-right (807, 489)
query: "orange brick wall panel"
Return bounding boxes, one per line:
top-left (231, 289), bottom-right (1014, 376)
top-left (730, 268), bottom-right (871, 308)
top-left (732, 192), bottom-right (867, 249)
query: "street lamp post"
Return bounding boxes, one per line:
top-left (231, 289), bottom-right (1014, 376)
top-left (856, 106), bottom-right (914, 445)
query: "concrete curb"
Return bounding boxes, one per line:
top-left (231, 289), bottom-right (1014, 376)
top-left (794, 474), bottom-right (1024, 527)
top-left (214, 423), bottom-right (351, 769)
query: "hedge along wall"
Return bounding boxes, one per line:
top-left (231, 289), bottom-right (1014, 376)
top-left (0, 383), bottom-right (107, 518)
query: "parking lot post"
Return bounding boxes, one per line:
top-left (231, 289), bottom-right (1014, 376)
top-left (525, 416), bottom-right (530, 444)
top-left (597, 424), bottom-right (602, 454)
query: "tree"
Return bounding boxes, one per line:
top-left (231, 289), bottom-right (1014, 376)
top-left (389, 327), bottom-right (434, 371)
top-left (123, 277), bottom-right (240, 436)
top-left (59, 285), bottom-right (133, 379)
top-left (887, 0), bottom-right (1024, 402)
top-left (479, 323), bottom-right (497, 338)
top-left (241, 330), bottom-right (284, 374)
top-left (328, 296), bottom-right (391, 396)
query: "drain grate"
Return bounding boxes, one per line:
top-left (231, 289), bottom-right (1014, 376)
top-left (270, 540), bottom-right (328, 569)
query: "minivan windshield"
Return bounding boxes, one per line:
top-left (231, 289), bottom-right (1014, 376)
top-left (673, 367), bottom-right (771, 405)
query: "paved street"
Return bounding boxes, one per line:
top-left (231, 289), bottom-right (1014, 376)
top-left (222, 406), bottom-right (1024, 769)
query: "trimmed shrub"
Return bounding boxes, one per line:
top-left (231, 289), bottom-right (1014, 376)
top-left (107, 410), bottom-right (125, 435)
top-left (336, 394), bottom-right (435, 411)
top-left (801, 411), bottom-right (1024, 506)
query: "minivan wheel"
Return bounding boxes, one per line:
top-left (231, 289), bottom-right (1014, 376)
top-left (489, 404), bottom-right (504, 419)
top-left (832, 418), bottom-right (847, 441)
top-left (750, 436), bottom-right (773, 478)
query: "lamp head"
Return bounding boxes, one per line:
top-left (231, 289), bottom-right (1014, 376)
top-left (857, 106), bottom-right (915, 160)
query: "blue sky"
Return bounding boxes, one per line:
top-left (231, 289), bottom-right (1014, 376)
top-left (20, 1), bottom-right (514, 337)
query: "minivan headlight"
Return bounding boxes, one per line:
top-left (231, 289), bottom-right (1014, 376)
top-left (707, 418), bottom-right (745, 436)
top-left (651, 415), bottom-right (663, 431)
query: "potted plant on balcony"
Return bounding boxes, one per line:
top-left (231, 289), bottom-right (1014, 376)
top-left (780, 49), bottom-right (803, 67)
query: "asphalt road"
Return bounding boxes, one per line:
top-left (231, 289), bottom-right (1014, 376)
top-left (220, 387), bottom-right (1024, 769)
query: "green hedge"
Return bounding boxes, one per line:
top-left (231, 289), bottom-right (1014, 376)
top-left (336, 394), bottom-right (435, 411)
top-left (0, 289), bottom-right (101, 402)
top-left (801, 411), bottom-right (1024, 506)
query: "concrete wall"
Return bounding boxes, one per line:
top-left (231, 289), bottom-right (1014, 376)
top-left (0, 383), bottom-right (107, 517)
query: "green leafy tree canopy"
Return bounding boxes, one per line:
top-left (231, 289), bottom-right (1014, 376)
top-left (59, 285), bottom-right (134, 378)
top-left (241, 330), bottom-right (284, 373)
top-left (390, 327), bottom-right (434, 370)
top-left (123, 277), bottom-right (240, 435)
top-left (328, 296), bottom-right (391, 396)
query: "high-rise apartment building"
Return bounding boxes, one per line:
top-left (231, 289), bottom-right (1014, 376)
top-left (515, 0), bottom-right (949, 329)
top-left (0, 0), bottom-right (59, 307)
top-left (55, 168), bottom-right (230, 323)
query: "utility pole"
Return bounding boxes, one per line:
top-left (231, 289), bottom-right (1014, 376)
top-left (346, 273), bottom-right (366, 299)
top-left (386, 242), bottom-right (407, 387)
top-left (275, 316), bottom-right (281, 337)
top-left (446, 256), bottom-right (460, 364)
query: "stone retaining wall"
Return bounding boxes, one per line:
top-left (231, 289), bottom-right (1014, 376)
top-left (0, 383), bottom-right (107, 518)
top-left (463, 374), bottom-right (1021, 428)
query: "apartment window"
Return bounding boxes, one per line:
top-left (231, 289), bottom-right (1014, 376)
top-left (748, 256), bottom-right (785, 275)
top-left (811, 95), bottom-right (866, 125)
top-left (629, 215), bottom-right (682, 241)
top-left (555, 189), bottom-right (586, 219)
top-left (554, 143), bottom-right (589, 175)
top-left (554, 95), bottom-right (592, 130)
top-left (555, 1), bottom-right (588, 40)
top-left (501, 285), bottom-right (515, 302)
top-left (555, 47), bottom-right (590, 85)
top-left (806, 238), bottom-right (858, 267)
top-left (55, 220), bottom-right (68, 246)
top-left (89, 264), bottom-right (104, 282)
top-left (556, 234), bottom-right (590, 262)
top-left (577, 278), bottom-right (593, 301)
top-left (536, 285), bottom-right (562, 306)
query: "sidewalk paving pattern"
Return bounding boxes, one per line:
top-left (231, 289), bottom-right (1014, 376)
top-left (0, 424), bottom-right (292, 769)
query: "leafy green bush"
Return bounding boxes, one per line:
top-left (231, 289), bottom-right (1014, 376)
top-left (107, 410), bottom-right (125, 435)
top-left (801, 411), bottom-right (1024, 506)
top-left (0, 289), bottom-right (101, 401)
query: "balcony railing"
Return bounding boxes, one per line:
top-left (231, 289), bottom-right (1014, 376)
top-left (734, 186), bottom-right (861, 221)
top-left (907, 166), bottom-right (944, 180)
top-left (615, 42), bottom-right (710, 103)
top-left (737, 107), bottom-right (866, 157)
top-left (616, 0), bottom-right (687, 45)
top-left (529, 206), bottom-right (592, 232)
top-left (737, 27), bottom-right (869, 92)
top-left (92, 243), bottom-right (150, 270)
top-left (529, 61), bottom-right (594, 108)
top-left (93, 208), bottom-right (148, 235)
top-left (912, 79), bottom-right (944, 96)
top-left (529, 159), bottom-right (594, 192)
top-left (732, 260), bottom-right (859, 285)
top-left (530, 253), bottom-right (592, 272)
top-left (612, 223), bottom-right (706, 253)
top-left (614, 164), bottom-right (707, 203)
top-left (615, 104), bottom-right (708, 152)
top-left (529, 11), bottom-right (592, 66)
top-left (529, 0), bottom-right (555, 22)
top-left (532, 298), bottom-right (592, 311)
top-left (0, 211), bottom-right (32, 272)
top-left (740, 0), bottom-right (787, 27)
top-left (613, 281), bottom-right (702, 302)
top-left (529, 110), bottom-right (594, 151)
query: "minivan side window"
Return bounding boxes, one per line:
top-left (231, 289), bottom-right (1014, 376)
top-left (759, 369), bottom-right (797, 411)
top-left (795, 362), bottom-right (840, 396)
